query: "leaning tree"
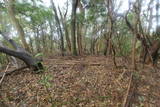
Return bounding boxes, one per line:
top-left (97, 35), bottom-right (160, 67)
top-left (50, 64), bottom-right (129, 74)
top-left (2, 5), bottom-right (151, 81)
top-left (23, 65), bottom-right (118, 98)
top-left (0, 31), bottom-right (43, 73)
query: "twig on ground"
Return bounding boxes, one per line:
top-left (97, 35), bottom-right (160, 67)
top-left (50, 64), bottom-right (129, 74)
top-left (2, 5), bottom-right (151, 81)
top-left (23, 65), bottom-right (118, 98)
top-left (0, 64), bottom-right (10, 85)
top-left (114, 69), bottom-right (127, 89)
top-left (117, 69), bottom-right (127, 81)
top-left (0, 66), bottom-right (28, 78)
top-left (122, 73), bottom-right (136, 107)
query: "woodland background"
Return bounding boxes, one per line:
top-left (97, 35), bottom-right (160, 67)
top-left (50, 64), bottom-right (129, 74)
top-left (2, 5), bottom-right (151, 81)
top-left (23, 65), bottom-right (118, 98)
top-left (0, 0), bottom-right (160, 106)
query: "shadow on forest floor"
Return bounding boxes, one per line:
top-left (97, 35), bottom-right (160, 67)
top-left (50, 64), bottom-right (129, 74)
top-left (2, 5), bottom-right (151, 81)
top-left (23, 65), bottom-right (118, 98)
top-left (0, 56), bottom-right (160, 107)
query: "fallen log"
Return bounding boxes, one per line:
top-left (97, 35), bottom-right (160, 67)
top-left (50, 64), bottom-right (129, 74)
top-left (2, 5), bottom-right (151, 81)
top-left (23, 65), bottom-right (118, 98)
top-left (0, 31), bottom-right (43, 71)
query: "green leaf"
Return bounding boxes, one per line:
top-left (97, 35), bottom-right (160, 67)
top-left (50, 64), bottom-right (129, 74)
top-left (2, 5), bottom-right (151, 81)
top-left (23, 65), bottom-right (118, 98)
top-left (35, 53), bottom-right (43, 57)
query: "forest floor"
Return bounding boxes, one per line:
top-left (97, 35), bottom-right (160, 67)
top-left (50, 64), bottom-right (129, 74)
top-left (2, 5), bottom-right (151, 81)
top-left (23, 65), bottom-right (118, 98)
top-left (0, 56), bottom-right (160, 107)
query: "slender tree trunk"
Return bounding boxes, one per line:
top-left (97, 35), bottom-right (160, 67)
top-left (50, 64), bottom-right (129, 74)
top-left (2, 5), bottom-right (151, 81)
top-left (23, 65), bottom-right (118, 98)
top-left (156, 0), bottom-right (159, 28)
top-left (50, 0), bottom-right (65, 56)
top-left (132, 0), bottom-right (140, 69)
top-left (107, 37), bottom-right (112, 55)
top-left (5, 0), bottom-right (30, 52)
top-left (40, 25), bottom-right (46, 52)
top-left (147, 2), bottom-right (153, 34)
top-left (35, 28), bottom-right (41, 53)
top-left (77, 23), bottom-right (83, 55)
top-left (64, 22), bottom-right (71, 53)
top-left (90, 38), bottom-right (95, 55)
top-left (48, 20), bottom-right (55, 52)
top-left (58, 7), bottom-right (71, 53)
top-left (77, 1), bottom-right (85, 55)
top-left (106, 0), bottom-right (114, 56)
top-left (71, 0), bottom-right (78, 56)
top-left (105, 0), bottom-right (117, 67)
top-left (132, 36), bottom-right (137, 69)
top-left (29, 36), bottom-right (33, 53)
top-left (104, 34), bottom-right (109, 55)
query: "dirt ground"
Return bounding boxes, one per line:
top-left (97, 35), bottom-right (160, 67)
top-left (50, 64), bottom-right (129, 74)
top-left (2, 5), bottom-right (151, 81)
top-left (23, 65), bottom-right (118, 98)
top-left (0, 56), bottom-right (160, 107)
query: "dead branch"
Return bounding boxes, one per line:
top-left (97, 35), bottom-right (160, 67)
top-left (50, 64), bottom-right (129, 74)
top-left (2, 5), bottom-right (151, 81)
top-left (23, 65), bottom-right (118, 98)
top-left (122, 73), bottom-right (136, 107)
top-left (0, 64), bottom-right (10, 85)
top-left (0, 66), bottom-right (28, 78)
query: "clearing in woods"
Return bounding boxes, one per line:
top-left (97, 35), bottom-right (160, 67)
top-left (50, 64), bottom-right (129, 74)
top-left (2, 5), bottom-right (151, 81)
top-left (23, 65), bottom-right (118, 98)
top-left (0, 56), bottom-right (160, 106)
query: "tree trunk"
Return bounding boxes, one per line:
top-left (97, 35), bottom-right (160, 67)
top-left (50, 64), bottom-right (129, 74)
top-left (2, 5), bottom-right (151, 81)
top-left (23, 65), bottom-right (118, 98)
top-left (147, 7), bottom-right (153, 34)
top-left (58, 7), bottom-right (71, 53)
top-left (71, 0), bottom-right (78, 56)
top-left (40, 25), bottom-right (46, 52)
top-left (104, 37), bottom-right (109, 56)
top-left (77, 23), bottom-right (83, 55)
top-left (5, 0), bottom-right (30, 52)
top-left (77, 1), bottom-right (85, 55)
top-left (50, 0), bottom-right (65, 56)
top-left (132, 36), bottom-right (137, 69)
top-left (90, 39), bottom-right (95, 55)
top-left (143, 40), bottom-right (160, 65)
top-left (156, 0), bottom-right (159, 28)
top-left (29, 36), bottom-right (33, 53)
top-left (48, 20), bottom-right (55, 52)
top-left (0, 31), bottom-right (43, 71)
top-left (35, 28), bottom-right (41, 53)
